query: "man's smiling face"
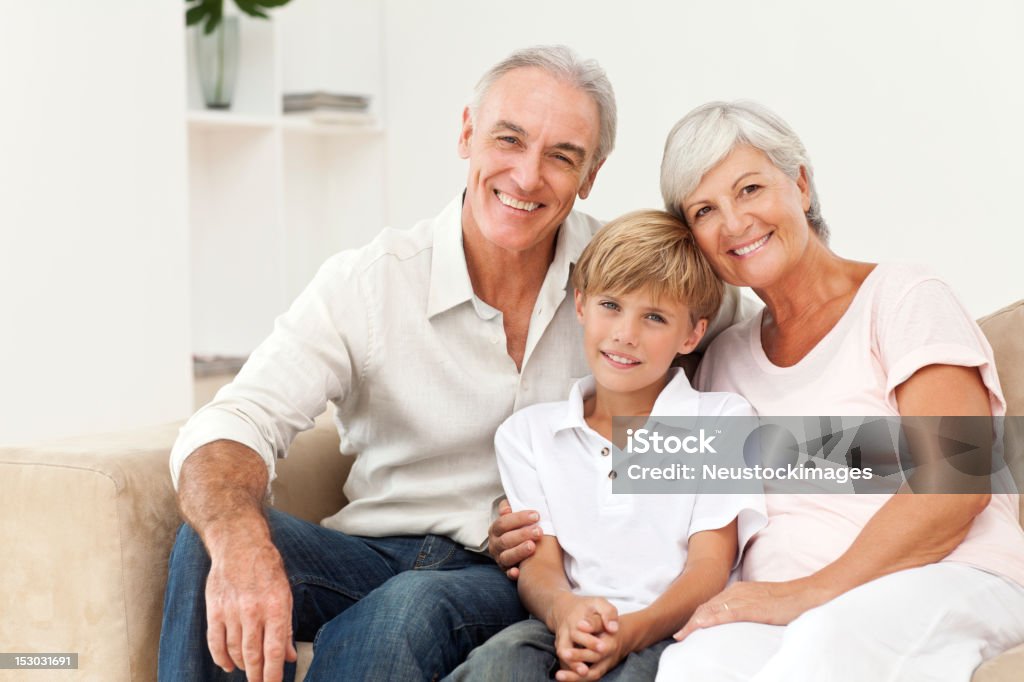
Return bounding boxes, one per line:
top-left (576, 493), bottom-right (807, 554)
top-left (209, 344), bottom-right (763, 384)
top-left (458, 67), bottom-right (603, 259)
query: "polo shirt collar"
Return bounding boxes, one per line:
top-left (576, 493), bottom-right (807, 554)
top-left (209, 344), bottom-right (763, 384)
top-left (555, 368), bottom-right (701, 433)
top-left (557, 376), bottom-right (596, 432)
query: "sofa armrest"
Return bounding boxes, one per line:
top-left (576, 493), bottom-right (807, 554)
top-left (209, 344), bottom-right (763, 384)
top-left (973, 643), bottom-right (1024, 682)
top-left (0, 413), bottom-right (346, 682)
top-left (0, 422), bottom-right (183, 681)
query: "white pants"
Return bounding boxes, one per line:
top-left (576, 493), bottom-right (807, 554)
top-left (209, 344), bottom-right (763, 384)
top-left (656, 563), bottom-right (1024, 682)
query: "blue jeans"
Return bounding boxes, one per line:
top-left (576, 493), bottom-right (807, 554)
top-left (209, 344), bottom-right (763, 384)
top-left (158, 508), bottom-right (527, 681)
top-left (445, 618), bottom-right (673, 681)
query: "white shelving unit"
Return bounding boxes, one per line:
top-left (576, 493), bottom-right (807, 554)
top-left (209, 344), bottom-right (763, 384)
top-left (186, 1), bottom-right (386, 359)
top-left (186, 109), bottom-right (383, 134)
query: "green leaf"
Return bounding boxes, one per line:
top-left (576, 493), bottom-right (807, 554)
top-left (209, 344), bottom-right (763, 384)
top-left (203, 1), bottom-right (223, 34)
top-left (186, 0), bottom-right (288, 29)
top-left (183, 0), bottom-right (224, 32)
top-left (185, 4), bottom-right (209, 26)
top-left (234, 0), bottom-right (289, 19)
top-left (239, 8), bottom-right (270, 19)
top-left (234, 0), bottom-right (266, 19)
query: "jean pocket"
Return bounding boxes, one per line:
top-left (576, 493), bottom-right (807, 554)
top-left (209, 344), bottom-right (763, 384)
top-left (412, 534), bottom-right (459, 570)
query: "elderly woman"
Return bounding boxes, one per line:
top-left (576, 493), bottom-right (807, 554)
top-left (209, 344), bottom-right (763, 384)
top-left (652, 101), bottom-right (1024, 681)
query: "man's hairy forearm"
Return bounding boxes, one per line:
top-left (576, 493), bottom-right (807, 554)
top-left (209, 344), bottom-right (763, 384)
top-left (178, 439), bottom-right (272, 552)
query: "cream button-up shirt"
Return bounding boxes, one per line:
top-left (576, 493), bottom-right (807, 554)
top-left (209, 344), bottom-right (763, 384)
top-left (170, 195), bottom-right (755, 549)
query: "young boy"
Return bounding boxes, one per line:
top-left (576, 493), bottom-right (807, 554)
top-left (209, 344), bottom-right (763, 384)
top-left (447, 210), bottom-right (766, 681)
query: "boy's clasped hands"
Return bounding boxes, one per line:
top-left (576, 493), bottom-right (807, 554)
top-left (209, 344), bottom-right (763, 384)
top-left (550, 593), bottom-right (630, 681)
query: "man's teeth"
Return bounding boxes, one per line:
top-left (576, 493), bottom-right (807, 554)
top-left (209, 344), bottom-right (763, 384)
top-left (733, 233), bottom-right (770, 256)
top-left (496, 191), bottom-right (540, 212)
top-left (605, 352), bottom-right (639, 365)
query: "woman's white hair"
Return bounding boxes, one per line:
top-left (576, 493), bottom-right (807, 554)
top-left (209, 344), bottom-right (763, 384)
top-left (660, 100), bottom-right (829, 242)
top-left (470, 45), bottom-right (617, 171)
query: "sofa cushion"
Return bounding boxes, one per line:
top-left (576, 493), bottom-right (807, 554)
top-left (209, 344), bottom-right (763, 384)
top-left (979, 300), bottom-right (1024, 417)
top-left (978, 300), bottom-right (1024, 528)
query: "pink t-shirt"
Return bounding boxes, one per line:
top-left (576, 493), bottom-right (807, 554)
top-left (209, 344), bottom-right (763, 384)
top-left (696, 263), bottom-right (1024, 587)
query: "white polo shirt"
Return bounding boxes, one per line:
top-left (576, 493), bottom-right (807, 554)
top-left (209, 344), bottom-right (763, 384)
top-left (496, 368), bottom-right (767, 614)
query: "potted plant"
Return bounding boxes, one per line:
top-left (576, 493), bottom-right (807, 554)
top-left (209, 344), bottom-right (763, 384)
top-left (185, 0), bottom-right (292, 109)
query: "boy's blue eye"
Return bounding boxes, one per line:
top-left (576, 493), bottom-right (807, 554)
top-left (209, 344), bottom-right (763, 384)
top-left (646, 313), bottom-right (667, 323)
top-left (599, 300), bottom-right (619, 311)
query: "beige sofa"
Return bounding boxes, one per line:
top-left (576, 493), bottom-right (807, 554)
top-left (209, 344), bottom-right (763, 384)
top-left (1, 301), bottom-right (1022, 682)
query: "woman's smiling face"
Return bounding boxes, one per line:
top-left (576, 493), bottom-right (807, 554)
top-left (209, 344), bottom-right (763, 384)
top-left (679, 144), bottom-right (813, 290)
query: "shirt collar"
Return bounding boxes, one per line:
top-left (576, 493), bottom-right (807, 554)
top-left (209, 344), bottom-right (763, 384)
top-left (560, 207), bottom-right (595, 270)
top-left (427, 195), bottom-right (475, 319)
top-left (554, 368), bottom-right (701, 434)
top-left (530, 212), bottom-right (589, 327)
top-left (426, 192), bottom-right (593, 320)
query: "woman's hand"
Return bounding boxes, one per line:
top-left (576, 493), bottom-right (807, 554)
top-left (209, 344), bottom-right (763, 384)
top-left (673, 579), bottom-right (830, 641)
top-left (487, 498), bottom-right (541, 579)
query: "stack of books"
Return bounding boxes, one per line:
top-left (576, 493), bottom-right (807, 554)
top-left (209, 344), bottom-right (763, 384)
top-left (283, 91), bottom-right (370, 113)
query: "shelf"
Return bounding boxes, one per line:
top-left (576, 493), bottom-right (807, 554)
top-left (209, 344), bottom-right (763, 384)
top-left (187, 109), bottom-right (277, 132)
top-left (280, 110), bottom-right (383, 136)
top-left (187, 109), bottom-right (382, 136)
top-left (185, 2), bottom-right (386, 358)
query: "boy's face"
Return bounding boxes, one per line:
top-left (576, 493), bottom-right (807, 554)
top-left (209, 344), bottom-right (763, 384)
top-left (574, 286), bottom-right (708, 397)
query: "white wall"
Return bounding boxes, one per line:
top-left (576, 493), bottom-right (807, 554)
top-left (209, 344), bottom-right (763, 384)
top-left (381, 0), bottom-right (1024, 317)
top-left (0, 1), bottom-right (1018, 445)
top-left (0, 2), bottom-right (192, 445)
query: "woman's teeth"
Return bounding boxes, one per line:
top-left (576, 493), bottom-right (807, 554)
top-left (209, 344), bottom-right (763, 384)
top-left (733, 233), bottom-right (771, 256)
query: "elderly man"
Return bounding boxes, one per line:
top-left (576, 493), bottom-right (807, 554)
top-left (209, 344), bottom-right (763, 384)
top-left (158, 45), bottom-right (746, 682)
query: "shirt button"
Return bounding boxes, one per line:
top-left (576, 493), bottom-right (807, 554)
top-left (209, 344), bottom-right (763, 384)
top-left (608, 470), bottom-right (617, 480)
top-left (600, 447), bottom-right (610, 457)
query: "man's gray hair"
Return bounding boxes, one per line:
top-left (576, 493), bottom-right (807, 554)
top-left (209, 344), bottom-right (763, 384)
top-left (660, 100), bottom-right (829, 242)
top-left (470, 45), bottom-right (617, 170)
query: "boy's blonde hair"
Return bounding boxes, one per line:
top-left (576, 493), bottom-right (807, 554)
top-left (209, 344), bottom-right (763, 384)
top-left (572, 209), bottom-right (723, 320)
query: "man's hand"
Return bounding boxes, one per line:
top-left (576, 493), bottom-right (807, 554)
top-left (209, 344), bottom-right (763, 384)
top-left (487, 498), bottom-right (541, 579)
top-left (205, 538), bottom-right (298, 682)
top-left (177, 442), bottom-right (298, 682)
